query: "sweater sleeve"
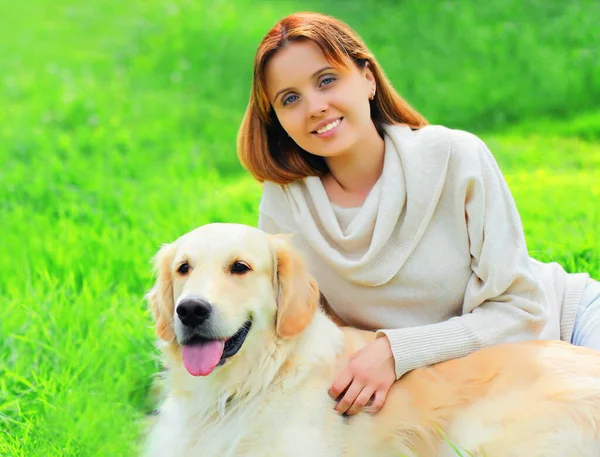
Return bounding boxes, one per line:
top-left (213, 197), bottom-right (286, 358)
top-left (377, 134), bottom-right (549, 379)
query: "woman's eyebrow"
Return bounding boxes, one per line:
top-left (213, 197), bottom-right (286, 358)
top-left (273, 66), bottom-right (334, 102)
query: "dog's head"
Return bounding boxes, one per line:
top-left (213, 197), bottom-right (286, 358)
top-left (146, 223), bottom-right (319, 377)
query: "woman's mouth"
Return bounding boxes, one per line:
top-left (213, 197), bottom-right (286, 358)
top-left (313, 118), bottom-right (343, 137)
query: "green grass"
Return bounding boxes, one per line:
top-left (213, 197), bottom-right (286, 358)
top-left (0, 0), bottom-right (599, 455)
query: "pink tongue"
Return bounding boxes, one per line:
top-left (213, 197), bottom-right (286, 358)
top-left (181, 340), bottom-right (225, 376)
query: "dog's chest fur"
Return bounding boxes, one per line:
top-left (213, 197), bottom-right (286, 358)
top-left (186, 387), bottom-right (346, 457)
top-left (145, 314), bottom-right (354, 457)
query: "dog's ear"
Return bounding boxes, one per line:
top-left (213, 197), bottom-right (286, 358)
top-left (270, 234), bottom-right (319, 338)
top-left (146, 242), bottom-right (177, 342)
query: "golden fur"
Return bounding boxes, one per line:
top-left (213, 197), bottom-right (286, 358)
top-left (143, 223), bottom-right (600, 457)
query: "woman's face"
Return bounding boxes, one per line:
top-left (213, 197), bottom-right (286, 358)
top-left (265, 40), bottom-right (376, 159)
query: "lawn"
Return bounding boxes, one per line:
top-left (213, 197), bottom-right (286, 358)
top-left (1, 0), bottom-right (599, 455)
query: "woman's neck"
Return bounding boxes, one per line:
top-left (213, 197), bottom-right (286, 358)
top-left (322, 125), bottom-right (385, 207)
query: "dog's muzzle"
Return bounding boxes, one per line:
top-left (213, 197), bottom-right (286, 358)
top-left (175, 298), bottom-right (252, 377)
top-left (176, 298), bottom-right (212, 328)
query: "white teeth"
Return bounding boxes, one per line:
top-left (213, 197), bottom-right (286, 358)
top-left (316, 119), bottom-right (341, 134)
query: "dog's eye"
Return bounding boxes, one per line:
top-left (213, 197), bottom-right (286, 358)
top-left (230, 261), bottom-right (250, 275)
top-left (177, 262), bottom-right (190, 275)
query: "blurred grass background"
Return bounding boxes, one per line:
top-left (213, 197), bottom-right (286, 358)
top-left (0, 0), bottom-right (599, 455)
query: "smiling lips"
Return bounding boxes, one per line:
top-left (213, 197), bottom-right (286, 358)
top-left (313, 117), bottom-right (342, 136)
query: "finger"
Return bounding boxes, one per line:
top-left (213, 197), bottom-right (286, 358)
top-left (329, 366), bottom-right (354, 399)
top-left (365, 389), bottom-right (387, 415)
top-left (335, 381), bottom-right (364, 415)
top-left (346, 385), bottom-right (375, 416)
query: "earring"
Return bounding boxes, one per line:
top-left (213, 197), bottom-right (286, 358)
top-left (369, 88), bottom-right (376, 100)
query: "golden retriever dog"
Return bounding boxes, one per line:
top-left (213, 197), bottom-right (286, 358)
top-left (143, 222), bottom-right (600, 457)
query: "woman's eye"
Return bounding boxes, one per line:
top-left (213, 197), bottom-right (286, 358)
top-left (320, 76), bottom-right (336, 87)
top-left (283, 94), bottom-right (299, 105)
top-left (177, 262), bottom-right (190, 275)
top-left (230, 261), bottom-right (251, 275)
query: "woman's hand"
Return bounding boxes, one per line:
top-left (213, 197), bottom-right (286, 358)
top-left (329, 336), bottom-right (396, 416)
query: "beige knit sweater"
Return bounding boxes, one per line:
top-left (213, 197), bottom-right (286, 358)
top-left (258, 124), bottom-right (589, 379)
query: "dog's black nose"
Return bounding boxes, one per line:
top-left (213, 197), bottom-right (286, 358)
top-left (176, 299), bottom-right (212, 327)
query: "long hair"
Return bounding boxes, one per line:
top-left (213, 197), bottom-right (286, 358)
top-left (237, 12), bottom-right (428, 184)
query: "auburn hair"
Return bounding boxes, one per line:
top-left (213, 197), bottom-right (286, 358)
top-left (237, 12), bottom-right (428, 184)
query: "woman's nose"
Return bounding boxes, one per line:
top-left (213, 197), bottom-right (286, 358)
top-left (307, 92), bottom-right (329, 118)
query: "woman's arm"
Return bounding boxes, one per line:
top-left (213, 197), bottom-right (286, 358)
top-left (378, 135), bottom-right (549, 379)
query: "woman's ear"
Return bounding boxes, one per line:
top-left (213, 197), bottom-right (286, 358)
top-left (361, 62), bottom-right (376, 99)
top-left (146, 242), bottom-right (177, 342)
top-left (363, 61), bottom-right (375, 81)
top-left (269, 234), bottom-right (319, 338)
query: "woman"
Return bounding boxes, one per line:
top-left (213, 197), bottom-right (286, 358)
top-left (237, 12), bottom-right (599, 417)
